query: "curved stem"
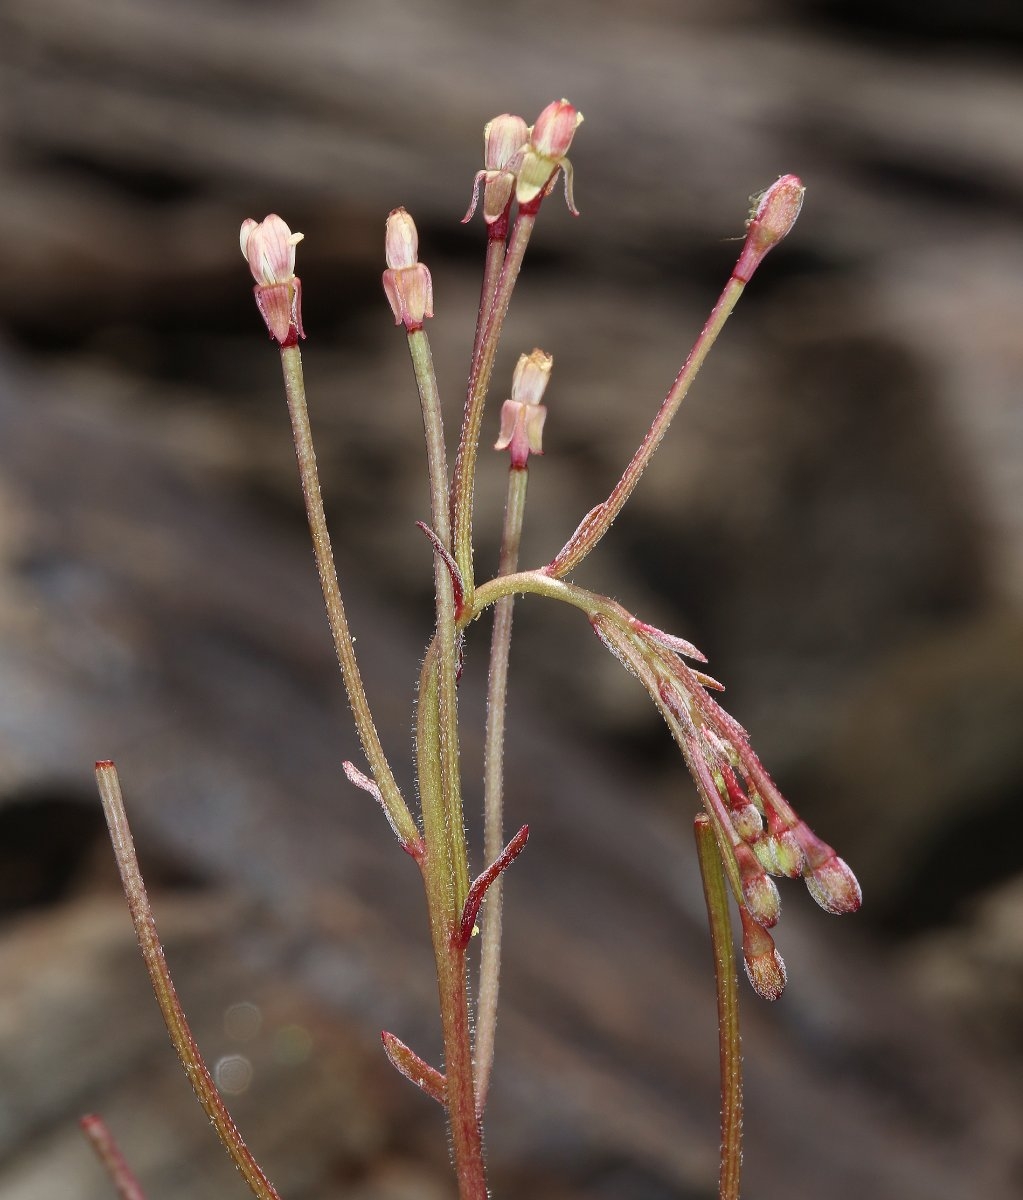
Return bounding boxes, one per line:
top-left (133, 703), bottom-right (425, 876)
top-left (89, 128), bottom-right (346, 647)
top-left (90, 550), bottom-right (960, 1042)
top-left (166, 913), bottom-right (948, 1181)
top-left (469, 567), bottom-right (624, 625)
top-left (95, 763), bottom-right (281, 1200)
top-left (694, 815), bottom-right (743, 1200)
top-left (476, 465), bottom-right (529, 1111)
top-left (279, 345), bottom-right (418, 849)
top-left (547, 272), bottom-right (746, 579)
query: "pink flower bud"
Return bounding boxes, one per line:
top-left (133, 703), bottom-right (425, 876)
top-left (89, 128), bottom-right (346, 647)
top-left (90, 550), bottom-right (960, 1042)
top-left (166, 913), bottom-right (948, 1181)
top-left (531, 99), bottom-right (584, 160)
top-left (510, 347), bottom-right (553, 406)
top-left (735, 843), bottom-right (780, 927)
top-left (381, 208), bottom-right (434, 330)
top-left (730, 802), bottom-right (764, 843)
top-left (463, 114), bottom-right (529, 227)
top-left (240, 214), bottom-right (303, 286)
top-left (795, 824), bottom-right (862, 915)
top-left (384, 207), bottom-right (419, 270)
top-left (517, 99), bottom-right (584, 215)
top-left (239, 214), bottom-right (305, 345)
top-left (494, 350), bottom-right (552, 466)
top-left (733, 174), bottom-right (805, 284)
top-left (740, 907), bottom-right (787, 1001)
top-left (485, 113), bottom-right (529, 172)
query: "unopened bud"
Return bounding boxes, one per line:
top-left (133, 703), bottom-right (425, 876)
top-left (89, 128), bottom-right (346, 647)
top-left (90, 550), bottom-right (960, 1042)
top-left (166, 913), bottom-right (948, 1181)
top-left (463, 114), bottom-right (530, 227)
top-left (796, 824), bottom-right (862, 914)
top-left (382, 208), bottom-right (434, 330)
top-left (752, 828), bottom-right (805, 878)
top-left (517, 99), bottom-right (584, 215)
top-left (240, 214), bottom-right (305, 345)
top-left (733, 174), bottom-right (805, 284)
top-left (495, 349), bottom-right (552, 467)
top-left (740, 907), bottom-right (787, 1001)
top-left (730, 802), bottom-right (764, 843)
top-left (735, 843), bottom-right (780, 927)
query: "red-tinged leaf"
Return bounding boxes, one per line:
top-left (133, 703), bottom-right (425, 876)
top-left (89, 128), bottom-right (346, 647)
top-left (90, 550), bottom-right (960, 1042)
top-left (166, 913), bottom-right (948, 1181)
top-left (381, 1031), bottom-right (446, 1105)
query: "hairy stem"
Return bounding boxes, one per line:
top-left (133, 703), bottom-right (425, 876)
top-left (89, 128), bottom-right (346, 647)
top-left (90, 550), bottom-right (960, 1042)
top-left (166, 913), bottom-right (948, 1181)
top-left (694, 815), bottom-right (744, 1200)
top-left (279, 344), bottom-right (418, 848)
top-left (476, 464), bottom-right (530, 1111)
top-left (470, 233), bottom-right (507, 369)
top-left (450, 212), bottom-right (536, 601)
top-left (416, 648), bottom-right (486, 1198)
top-left (547, 272), bottom-right (746, 579)
top-left (95, 762), bottom-right (281, 1200)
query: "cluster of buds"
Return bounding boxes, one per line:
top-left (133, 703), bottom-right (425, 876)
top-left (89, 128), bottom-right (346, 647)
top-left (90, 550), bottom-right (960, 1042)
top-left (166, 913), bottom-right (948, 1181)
top-left (464, 99), bottom-right (584, 226)
top-left (239, 214), bottom-right (305, 346)
top-left (382, 208), bottom-right (434, 331)
top-left (493, 348), bottom-right (552, 468)
top-left (595, 613), bottom-right (861, 1001)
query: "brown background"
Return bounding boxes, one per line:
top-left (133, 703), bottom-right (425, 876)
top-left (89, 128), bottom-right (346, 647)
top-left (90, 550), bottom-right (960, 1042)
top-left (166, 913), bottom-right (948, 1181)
top-left (0, 1), bottom-right (1021, 1197)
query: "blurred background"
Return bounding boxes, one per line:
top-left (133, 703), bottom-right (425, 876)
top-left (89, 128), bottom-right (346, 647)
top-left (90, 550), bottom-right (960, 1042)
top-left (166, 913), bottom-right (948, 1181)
top-left (1, 1), bottom-right (1021, 1197)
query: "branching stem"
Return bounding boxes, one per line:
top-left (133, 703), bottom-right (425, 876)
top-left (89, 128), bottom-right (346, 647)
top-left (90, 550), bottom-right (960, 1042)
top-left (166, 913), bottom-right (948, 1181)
top-left (279, 345), bottom-right (418, 849)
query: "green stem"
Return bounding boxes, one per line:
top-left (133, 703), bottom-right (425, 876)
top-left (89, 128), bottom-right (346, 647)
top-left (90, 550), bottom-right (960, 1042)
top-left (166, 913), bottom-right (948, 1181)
top-left (407, 326), bottom-right (466, 910)
top-left (694, 814), bottom-right (743, 1200)
top-left (469, 567), bottom-right (624, 625)
top-left (475, 465), bottom-right (529, 1112)
top-left (279, 344), bottom-right (418, 849)
top-left (547, 273), bottom-right (747, 579)
top-left (95, 763), bottom-right (281, 1200)
top-left (450, 212), bottom-right (536, 602)
top-left (408, 328), bottom-right (452, 547)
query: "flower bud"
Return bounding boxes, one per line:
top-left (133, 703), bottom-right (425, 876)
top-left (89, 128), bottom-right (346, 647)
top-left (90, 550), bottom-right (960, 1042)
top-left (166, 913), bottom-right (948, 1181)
top-left (382, 208), bottom-right (434, 330)
top-left (517, 99), bottom-right (584, 215)
top-left (240, 214), bottom-right (305, 345)
top-left (795, 824), bottom-right (862, 914)
top-left (494, 349), bottom-right (552, 467)
top-left (732, 174), bottom-right (805, 284)
top-left (463, 114), bottom-right (530, 227)
top-left (730, 802), bottom-right (764, 843)
top-left (740, 907), bottom-right (787, 1001)
top-left (735, 843), bottom-right (780, 927)
top-left (240, 214), bottom-right (303, 286)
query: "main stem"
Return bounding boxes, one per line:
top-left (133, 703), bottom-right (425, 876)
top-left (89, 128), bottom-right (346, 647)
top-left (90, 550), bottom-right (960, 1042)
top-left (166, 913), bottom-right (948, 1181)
top-left (416, 645), bottom-right (487, 1199)
top-left (279, 345), bottom-right (418, 848)
top-left (406, 328), bottom-right (483, 1194)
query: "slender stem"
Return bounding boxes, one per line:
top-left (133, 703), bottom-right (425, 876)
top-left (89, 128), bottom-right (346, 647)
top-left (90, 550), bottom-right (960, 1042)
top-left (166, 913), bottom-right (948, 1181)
top-left (694, 815), bottom-right (744, 1200)
top-left (279, 345), bottom-right (418, 849)
top-left (450, 212), bottom-right (536, 601)
top-left (80, 1114), bottom-right (147, 1200)
top-left (476, 464), bottom-right (529, 1111)
top-left (94, 762), bottom-right (282, 1200)
top-left (471, 234), bottom-right (507, 370)
top-left (408, 328), bottom-right (451, 547)
top-left (469, 567), bottom-right (624, 625)
top-left (407, 328), bottom-right (467, 921)
top-left (547, 272), bottom-right (747, 579)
